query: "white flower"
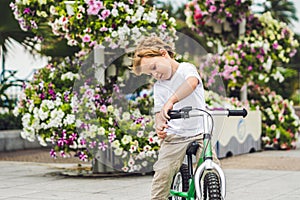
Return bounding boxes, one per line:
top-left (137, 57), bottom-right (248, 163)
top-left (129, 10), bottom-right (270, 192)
top-left (111, 8), bottom-right (118, 17)
top-left (63, 114), bottom-right (75, 125)
top-left (128, 157), bottom-right (135, 167)
top-left (38, 108), bottom-right (49, 121)
top-left (113, 109), bottom-right (120, 118)
top-left (97, 127), bottom-right (105, 135)
top-left (37, 135), bottom-right (47, 147)
top-left (13, 106), bottom-right (19, 117)
top-left (75, 119), bottom-right (82, 128)
top-left (49, 5), bottom-right (58, 15)
top-left (129, 145), bottom-right (137, 153)
top-left (37, 11), bottom-right (48, 17)
top-left (61, 72), bottom-right (80, 81)
top-left (107, 105), bottom-right (114, 112)
top-left (143, 10), bottom-right (157, 23)
top-left (54, 96), bottom-right (62, 107)
top-left (132, 109), bottom-right (141, 118)
top-left (169, 17), bottom-right (176, 26)
top-left (142, 161), bottom-right (148, 167)
top-left (111, 31), bottom-right (118, 37)
top-left (108, 117), bottom-right (113, 125)
top-left (121, 135), bottom-right (132, 145)
top-left (71, 96), bottom-right (79, 112)
top-left (38, 0), bottom-right (47, 5)
top-left (20, 126), bottom-right (35, 142)
top-left (143, 145), bottom-right (151, 152)
top-left (48, 109), bottom-right (65, 127)
top-left (122, 112), bottom-right (131, 120)
top-left (41, 100), bottom-right (55, 110)
top-left (262, 57), bottom-right (273, 73)
top-left (114, 147), bottom-right (123, 156)
top-left (271, 71), bottom-right (284, 83)
top-left (21, 113), bottom-right (31, 128)
top-left (69, 141), bottom-right (78, 149)
top-left (262, 136), bottom-right (270, 142)
top-left (111, 140), bottom-right (120, 148)
top-left (127, 9), bottom-right (134, 15)
top-left (258, 74), bottom-right (265, 81)
top-left (28, 103), bottom-right (34, 113)
top-left (137, 130), bottom-right (144, 138)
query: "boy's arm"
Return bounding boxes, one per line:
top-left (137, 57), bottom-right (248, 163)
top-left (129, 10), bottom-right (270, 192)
top-left (161, 76), bottom-right (199, 121)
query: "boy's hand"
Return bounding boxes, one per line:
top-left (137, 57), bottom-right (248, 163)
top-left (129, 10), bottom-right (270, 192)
top-left (155, 112), bottom-right (169, 139)
top-left (161, 100), bottom-right (174, 121)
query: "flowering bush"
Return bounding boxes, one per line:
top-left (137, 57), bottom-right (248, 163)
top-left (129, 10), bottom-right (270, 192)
top-left (11, 0), bottom-right (177, 56)
top-left (199, 12), bottom-right (299, 90)
top-left (245, 12), bottom-right (299, 64)
top-left (205, 87), bottom-right (299, 150)
top-left (75, 80), bottom-right (159, 172)
top-left (10, 0), bottom-right (58, 33)
top-left (13, 58), bottom-right (159, 172)
top-left (185, 0), bottom-right (252, 44)
top-left (13, 58), bottom-right (82, 153)
top-left (205, 90), bottom-right (247, 110)
top-left (247, 84), bottom-right (299, 150)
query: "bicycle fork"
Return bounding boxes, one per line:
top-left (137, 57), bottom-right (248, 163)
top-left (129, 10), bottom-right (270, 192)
top-left (194, 159), bottom-right (226, 200)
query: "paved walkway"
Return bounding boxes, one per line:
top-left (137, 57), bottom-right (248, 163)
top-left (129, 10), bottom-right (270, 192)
top-left (1, 147), bottom-right (300, 200)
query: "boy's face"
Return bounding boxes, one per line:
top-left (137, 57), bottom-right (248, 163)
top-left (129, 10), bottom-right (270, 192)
top-left (140, 53), bottom-right (173, 80)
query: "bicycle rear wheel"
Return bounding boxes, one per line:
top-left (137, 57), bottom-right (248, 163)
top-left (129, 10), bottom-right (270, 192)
top-left (169, 164), bottom-right (190, 200)
top-left (203, 171), bottom-right (222, 200)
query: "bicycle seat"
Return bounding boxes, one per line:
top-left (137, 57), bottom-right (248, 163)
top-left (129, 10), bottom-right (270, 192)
top-left (186, 141), bottom-right (199, 156)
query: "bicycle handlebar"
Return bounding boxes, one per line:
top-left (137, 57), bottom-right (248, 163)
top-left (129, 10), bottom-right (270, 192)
top-left (227, 109), bottom-right (248, 117)
top-left (168, 107), bottom-right (248, 120)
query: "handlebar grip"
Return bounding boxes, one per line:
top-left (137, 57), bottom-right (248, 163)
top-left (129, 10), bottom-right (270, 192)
top-left (228, 108), bottom-right (248, 118)
top-left (168, 110), bottom-right (183, 119)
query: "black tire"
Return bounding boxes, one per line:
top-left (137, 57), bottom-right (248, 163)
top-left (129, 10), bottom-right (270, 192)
top-left (203, 172), bottom-right (222, 200)
top-left (169, 164), bottom-right (190, 200)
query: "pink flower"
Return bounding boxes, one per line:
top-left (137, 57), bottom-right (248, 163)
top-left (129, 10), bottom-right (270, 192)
top-left (109, 133), bottom-right (116, 142)
top-left (80, 138), bottom-right (87, 146)
top-left (98, 141), bottom-right (108, 151)
top-left (247, 66), bottom-right (253, 71)
top-left (87, 5), bottom-right (101, 15)
top-left (289, 49), bottom-right (297, 57)
top-left (100, 105), bottom-right (107, 113)
top-left (209, 5), bottom-right (217, 13)
top-left (57, 138), bottom-right (68, 147)
top-left (100, 27), bottom-right (108, 32)
top-left (78, 152), bottom-right (88, 161)
top-left (23, 8), bottom-right (31, 15)
top-left (50, 149), bottom-right (57, 158)
top-left (160, 23), bottom-right (167, 31)
top-left (101, 9), bottom-right (111, 20)
top-left (89, 141), bottom-right (97, 148)
top-left (225, 11), bottom-right (232, 17)
top-left (95, 0), bottom-right (103, 9)
top-left (82, 34), bottom-right (91, 43)
top-left (89, 41), bottom-right (97, 47)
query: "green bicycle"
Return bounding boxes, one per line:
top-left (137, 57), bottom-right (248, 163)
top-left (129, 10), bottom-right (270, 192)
top-left (168, 106), bottom-right (247, 200)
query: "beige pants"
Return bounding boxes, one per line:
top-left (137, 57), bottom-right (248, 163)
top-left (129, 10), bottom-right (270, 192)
top-left (151, 134), bottom-right (219, 200)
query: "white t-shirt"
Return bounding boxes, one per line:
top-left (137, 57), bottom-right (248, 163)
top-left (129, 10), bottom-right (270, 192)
top-left (153, 62), bottom-right (205, 137)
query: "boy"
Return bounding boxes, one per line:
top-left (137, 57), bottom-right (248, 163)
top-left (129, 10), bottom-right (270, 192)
top-left (132, 36), bottom-right (214, 199)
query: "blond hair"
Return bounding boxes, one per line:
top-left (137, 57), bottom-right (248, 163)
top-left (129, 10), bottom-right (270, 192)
top-left (131, 36), bottom-right (175, 75)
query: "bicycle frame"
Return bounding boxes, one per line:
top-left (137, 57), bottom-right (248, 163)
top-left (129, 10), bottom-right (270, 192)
top-left (169, 108), bottom-right (247, 200)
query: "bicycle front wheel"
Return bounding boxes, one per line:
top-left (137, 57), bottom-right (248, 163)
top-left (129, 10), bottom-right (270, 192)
top-left (169, 164), bottom-right (190, 200)
top-left (203, 172), bottom-right (222, 200)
